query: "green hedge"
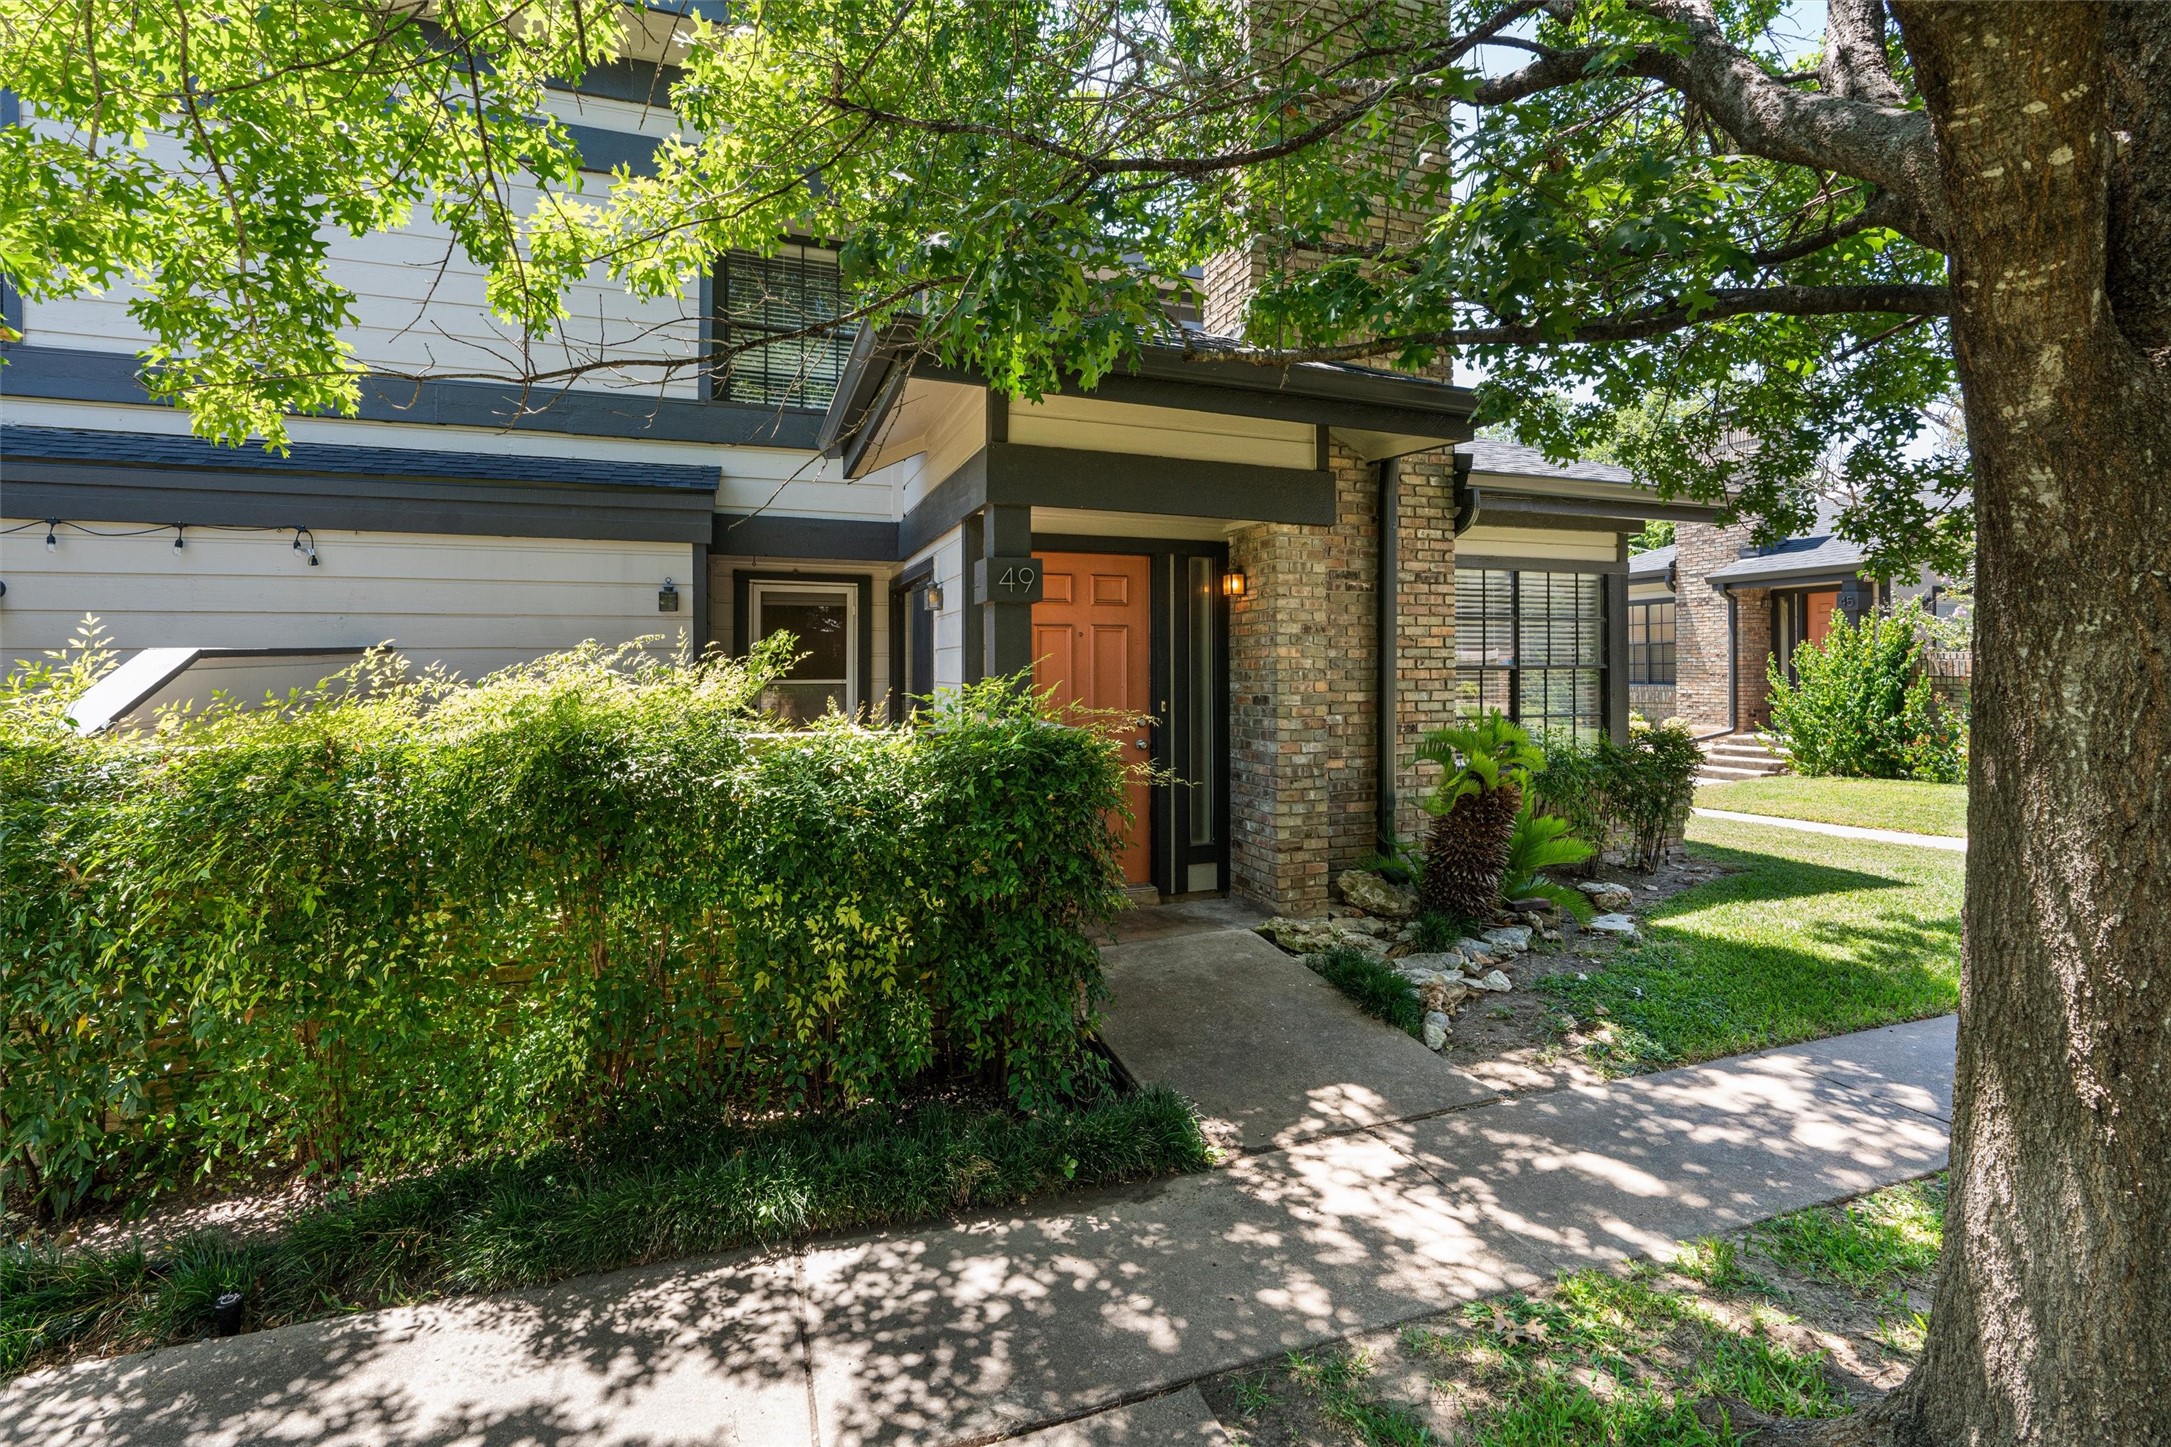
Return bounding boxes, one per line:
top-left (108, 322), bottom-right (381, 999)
top-left (1766, 602), bottom-right (1967, 782)
top-left (1, 635), bottom-right (1129, 1221)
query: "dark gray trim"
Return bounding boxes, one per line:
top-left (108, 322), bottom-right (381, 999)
top-left (0, 344), bottom-right (826, 448)
top-left (1377, 457), bottom-right (1400, 851)
top-left (898, 442), bottom-right (1333, 556)
top-left (561, 123), bottom-right (663, 176)
top-left (4, 462), bottom-right (713, 544)
top-left (546, 57), bottom-right (680, 108)
top-left (1606, 569), bottom-right (1631, 745)
top-left (1712, 562), bottom-right (1869, 590)
top-left (961, 512), bottom-right (984, 684)
top-left (688, 543), bottom-right (710, 654)
top-left (1726, 592), bottom-right (1741, 731)
top-left (0, 86), bottom-right (19, 337)
top-left (980, 504), bottom-right (1033, 677)
top-left (712, 512), bottom-right (898, 560)
top-left (730, 568), bottom-right (878, 715)
top-left (1461, 486), bottom-right (1717, 528)
top-left (1455, 552), bottom-right (1628, 577)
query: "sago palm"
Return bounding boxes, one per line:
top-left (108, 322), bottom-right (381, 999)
top-left (1415, 713), bottom-right (1545, 921)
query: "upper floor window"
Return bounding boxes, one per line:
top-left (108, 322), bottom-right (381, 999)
top-left (715, 246), bottom-right (855, 410)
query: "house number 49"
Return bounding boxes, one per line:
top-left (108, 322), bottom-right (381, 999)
top-left (973, 556), bottom-right (1046, 604)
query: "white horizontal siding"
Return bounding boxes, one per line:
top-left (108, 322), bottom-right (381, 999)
top-left (1456, 525), bottom-right (1622, 565)
top-left (0, 522), bottom-right (696, 682)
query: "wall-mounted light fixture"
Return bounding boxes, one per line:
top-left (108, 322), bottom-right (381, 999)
top-left (658, 577), bottom-right (680, 613)
top-left (45, 519), bottom-right (59, 551)
top-left (172, 523), bottom-right (186, 551)
top-left (1221, 568), bottom-right (1247, 599)
top-left (922, 582), bottom-right (944, 611)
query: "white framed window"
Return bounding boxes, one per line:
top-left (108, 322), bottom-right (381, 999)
top-left (748, 579), bottom-right (859, 722)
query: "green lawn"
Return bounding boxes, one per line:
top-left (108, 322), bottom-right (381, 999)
top-left (1539, 815), bottom-right (1962, 1073)
top-left (1695, 775), bottom-right (1967, 837)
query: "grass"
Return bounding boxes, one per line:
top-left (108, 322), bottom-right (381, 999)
top-left (1538, 815), bottom-right (1962, 1073)
top-left (1217, 1176), bottom-right (1947, 1445)
top-left (1310, 944), bottom-right (1425, 1036)
top-left (1, 1087), bottom-right (1211, 1381)
top-left (1696, 775), bottom-right (1967, 837)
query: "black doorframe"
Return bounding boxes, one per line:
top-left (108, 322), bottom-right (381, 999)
top-left (889, 558), bottom-right (936, 723)
top-left (1032, 532), bottom-right (1231, 898)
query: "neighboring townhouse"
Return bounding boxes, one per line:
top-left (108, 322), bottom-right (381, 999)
top-left (1637, 518), bottom-right (1968, 740)
top-left (0, 29), bottom-right (1699, 915)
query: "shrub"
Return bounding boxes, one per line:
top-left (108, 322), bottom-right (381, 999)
top-left (1765, 602), bottom-right (1966, 782)
top-left (1530, 723), bottom-right (1703, 873)
top-left (1, 635), bottom-right (1129, 1222)
top-left (1415, 713), bottom-right (1543, 920)
top-left (1501, 796), bottom-right (1597, 920)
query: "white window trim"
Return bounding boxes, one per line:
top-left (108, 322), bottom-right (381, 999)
top-left (748, 579), bottom-right (860, 711)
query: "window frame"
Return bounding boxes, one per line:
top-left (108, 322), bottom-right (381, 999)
top-left (1627, 599), bottom-right (1677, 686)
top-left (732, 570), bottom-right (876, 718)
top-left (712, 244), bottom-right (856, 411)
top-left (1454, 566), bottom-right (1610, 745)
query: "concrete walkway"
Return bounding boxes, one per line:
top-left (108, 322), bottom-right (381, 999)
top-left (2, 1016), bottom-right (1954, 1447)
top-left (1693, 807), bottom-right (1969, 851)
top-left (1097, 914), bottom-right (1499, 1151)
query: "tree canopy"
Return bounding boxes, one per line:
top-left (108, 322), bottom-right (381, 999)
top-left (1, 0), bottom-right (1970, 573)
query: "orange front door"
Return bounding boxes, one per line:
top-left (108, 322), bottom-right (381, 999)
top-left (1805, 589), bottom-right (1841, 646)
top-left (1032, 552), bottom-right (1154, 886)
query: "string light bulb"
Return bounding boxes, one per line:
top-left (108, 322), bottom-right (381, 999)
top-left (292, 527), bottom-right (319, 566)
top-left (44, 519), bottom-right (59, 550)
top-left (172, 524), bottom-right (186, 551)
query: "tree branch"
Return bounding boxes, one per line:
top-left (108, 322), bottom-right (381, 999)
top-left (1821, 0), bottom-right (1905, 106)
top-left (1184, 283), bottom-right (1951, 363)
top-left (1472, 11), bottom-right (1948, 249)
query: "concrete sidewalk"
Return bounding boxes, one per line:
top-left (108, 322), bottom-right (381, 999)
top-left (2, 1017), bottom-right (1955, 1447)
top-left (1693, 807), bottom-right (1968, 851)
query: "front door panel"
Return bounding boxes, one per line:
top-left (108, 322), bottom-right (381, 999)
top-left (1033, 552), bottom-right (1154, 885)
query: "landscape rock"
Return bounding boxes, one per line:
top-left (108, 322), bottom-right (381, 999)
top-left (1507, 897), bottom-right (1561, 917)
top-left (1396, 951), bottom-right (1467, 975)
top-left (1337, 869), bottom-right (1418, 920)
top-left (1481, 925), bottom-right (1532, 954)
top-left (1586, 912), bottom-right (1639, 938)
top-left (1422, 1011), bottom-right (1451, 1050)
top-left (1578, 880), bottom-right (1634, 911)
top-left (1470, 969), bottom-right (1515, 993)
top-left (1419, 979), bottom-right (1472, 1014)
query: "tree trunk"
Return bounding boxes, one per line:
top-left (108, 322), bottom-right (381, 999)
top-left (1855, 5), bottom-right (2171, 1443)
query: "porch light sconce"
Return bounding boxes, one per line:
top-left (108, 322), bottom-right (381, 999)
top-left (1222, 569), bottom-right (1247, 599)
top-left (922, 582), bottom-right (944, 611)
top-left (658, 577), bottom-right (681, 613)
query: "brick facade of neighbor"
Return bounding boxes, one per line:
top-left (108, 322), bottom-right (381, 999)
top-left (1674, 519), bottom-right (1744, 732)
top-left (1226, 440), bottom-right (1461, 916)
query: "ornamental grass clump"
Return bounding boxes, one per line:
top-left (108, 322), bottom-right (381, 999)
top-left (1, 629), bottom-right (1130, 1224)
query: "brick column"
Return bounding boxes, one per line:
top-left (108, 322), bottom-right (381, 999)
top-left (1391, 450), bottom-right (1460, 848)
top-left (1731, 588), bottom-right (1775, 731)
top-left (1673, 519), bottom-right (1753, 732)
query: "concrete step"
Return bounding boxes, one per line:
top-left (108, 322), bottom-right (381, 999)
top-left (1698, 763), bottom-right (1784, 783)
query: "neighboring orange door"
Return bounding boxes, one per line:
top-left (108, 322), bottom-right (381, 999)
top-left (1805, 589), bottom-right (1841, 646)
top-left (1032, 552), bottom-right (1154, 886)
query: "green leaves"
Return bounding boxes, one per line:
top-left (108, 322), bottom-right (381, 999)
top-left (1, 640), bottom-right (1127, 1222)
top-left (1765, 602), bottom-right (1965, 782)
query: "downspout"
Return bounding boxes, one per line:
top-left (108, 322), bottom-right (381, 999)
top-left (1725, 589), bottom-right (1739, 735)
top-left (1377, 457), bottom-right (1400, 853)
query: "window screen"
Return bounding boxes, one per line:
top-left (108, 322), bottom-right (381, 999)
top-left (1629, 601), bottom-right (1676, 685)
top-left (1455, 568), bottom-right (1607, 744)
top-left (716, 248), bottom-right (855, 409)
top-left (750, 582), bottom-right (857, 722)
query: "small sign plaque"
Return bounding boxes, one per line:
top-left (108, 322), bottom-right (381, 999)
top-left (972, 556), bottom-right (1046, 604)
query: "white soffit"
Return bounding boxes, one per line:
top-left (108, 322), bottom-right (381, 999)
top-left (854, 376), bottom-right (984, 478)
top-left (1031, 507), bottom-right (1243, 542)
top-left (1457, 524), bottom-right (1620, 564)
top-left (1009, 393), bottom-right (1316, 470)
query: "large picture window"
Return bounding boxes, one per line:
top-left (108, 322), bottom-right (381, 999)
top-left (1455, 568), bottom-right (1606, 744)
top-left (748, 580), bottom-right (859, 722)
top-left (1628, 600), bottom-right (1676, 685)
top-left (715, 246), bottom-right (856, 409)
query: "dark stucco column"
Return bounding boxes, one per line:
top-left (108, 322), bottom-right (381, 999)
top-left (979, 503), bottom-right (1035, 678)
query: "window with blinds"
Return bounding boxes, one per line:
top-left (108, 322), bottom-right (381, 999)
top-left (1629, 600), bottom-right (1677, 685)
top-left (714, 247), bottom-right (856, 409)
top-left (1455, 568), bottom-right (1607, 743)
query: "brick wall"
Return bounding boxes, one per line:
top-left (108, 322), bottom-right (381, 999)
top-left (1731, 587), bottom-right (1774, 731)
top-left (1673, 519), bottom-right (1751, 732)
top-left (1226, 441), bottom-right (1460, 915)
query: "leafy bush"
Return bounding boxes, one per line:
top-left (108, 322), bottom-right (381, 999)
top-left (1, 634), bottom-right (1129, 1222)
top-left (1, 1087), bottom-right (1209, 1377)
top-left (1531, 722), bottom-right (1704, 872)
top-left (1308, 947), bottom-right (1424, 1037)
top-left (1501, 797), bottom-right (1596, 920)
top-left (1765, 602), bottom-right (1967, 782)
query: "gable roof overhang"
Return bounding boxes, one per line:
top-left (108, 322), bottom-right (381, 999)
top-left (819, 319), bottom-right (1479, 480)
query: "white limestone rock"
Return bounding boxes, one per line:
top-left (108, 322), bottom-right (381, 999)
top-left (1422, 1011), bottom-right (1451, 1050)
top-left (1587, 912), bottom-right (1639, 938)
top-left (1578, 880), bottom-right (1634, 911)
top-left (1481, 925), bottom-right (1532, 954)
top-left (1470, 969), bottom-right (1515, 993)
top-left (1337, 869), bottom-right (1419, 920)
